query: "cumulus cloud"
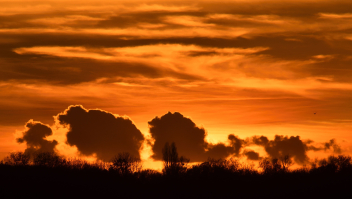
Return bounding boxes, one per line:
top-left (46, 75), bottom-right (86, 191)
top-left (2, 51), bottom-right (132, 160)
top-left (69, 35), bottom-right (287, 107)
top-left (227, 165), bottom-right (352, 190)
top-left (250, 135), bottom-right (344, 164)
top-left (56, 105), bottom-right (144, 161)
top-left (148, 112), bottom-right (244, 162)
top-left (148, 112), bottom-right (345, 164)
top-left (17, 120), bottom-right (58, 157)
top-left (251, 135), bottom-right (308, 164)
top-left (148, 112), bottom-right (207, 162)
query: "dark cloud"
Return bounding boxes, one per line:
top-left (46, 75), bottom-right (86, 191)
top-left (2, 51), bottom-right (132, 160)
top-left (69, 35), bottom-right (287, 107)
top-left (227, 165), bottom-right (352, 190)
top-left (16, 120), bottom-right (58, 156)
top-left (148, 112), bottom-right (244, 162)
top-left (251, 136), bottom-right (343, 163)
top-left (324, 139), bottom-right (342, 154)
top-left (57, 105), bottom-right (144, 161)
top-left (1, 29), bottom-right (351, 83)
top-left (251, 135), bottom-right (308, 164)
top-left (228, 134), bottom-right (245, 155)
top-left (149, 112), bottom-right (207, 162)
top-left (307, 57), bottom-right (352, 83)
top-left (204, 143), bottom-right (235, 160)
top-left (186, 50), bottom-right (220, 57)
top-left (243, 150), bottom-right (260, 161)
top-left (149, 112), bottom-right (346, 163)
top-left (252, 135), bottom-right (269, 146)
top-left (305, 140), bottom-right (322, 152)
top-left (0, 52), bottom-right (201, 85)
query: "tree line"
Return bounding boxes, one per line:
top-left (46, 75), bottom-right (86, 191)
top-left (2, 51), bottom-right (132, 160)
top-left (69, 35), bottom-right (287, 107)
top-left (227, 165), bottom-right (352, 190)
top-left (0, 142), bottom-right (351, 198)
top-left (2, 142), bottom-right (352, 175)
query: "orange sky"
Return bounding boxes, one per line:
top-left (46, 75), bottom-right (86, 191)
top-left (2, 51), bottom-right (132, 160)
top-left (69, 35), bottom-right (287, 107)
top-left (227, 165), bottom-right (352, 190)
top-left (0, 0), bottom-right (351, 169)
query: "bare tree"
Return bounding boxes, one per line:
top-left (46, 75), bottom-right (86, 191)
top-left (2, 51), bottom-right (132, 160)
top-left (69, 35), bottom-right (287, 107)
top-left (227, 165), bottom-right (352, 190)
top-left (110, 152), bottom-right (142, 174)
top-left (33, 152), bottom-right (63, 167)
top-left (3, 152), bottom-right (30, 166)
top-left (260, 155), bottom-right (293, 174)
top-left (280, 154), bottom-right (293, 171)
top-left (162, 142), bottom-right (189, 175)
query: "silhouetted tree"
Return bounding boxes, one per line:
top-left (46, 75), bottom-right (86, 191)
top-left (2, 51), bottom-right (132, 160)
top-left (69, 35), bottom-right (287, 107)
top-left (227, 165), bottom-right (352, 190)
top-left (3, 152), bottom-right (30, 166)
top-left (33, 152), bottom-right (63, 167)
top-left (162, 142), bottom-right (189, 175)
top-left (280, 155), bottom-right (293, 171)
top-left (259, 158), bottom-right (272, 174)
top-left (260, 158), bottom-right (281, 174)
top-left (316, 155), bottom-right (352, 173)
top-left (61, 158), bottom-right (106, 171)
top-left (110, 152), bottom-right (142, 174)
top-left (191, 158), bottom-right (241, 175)
top-left (260, 155), bottom-right (294, 174)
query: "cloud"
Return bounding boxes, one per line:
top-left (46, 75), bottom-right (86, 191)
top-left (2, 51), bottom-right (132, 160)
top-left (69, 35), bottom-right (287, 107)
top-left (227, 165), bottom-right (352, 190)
top-left (5, 44), bottom-right (268, 85)
top-left (148, 112), bottom-right (207, 162)
top-left (163, 16), bottom-right (215, 27)
top-left (16, 120), bottom-right (58, 156)
top-left (305, 140), bottom-right (322, 151)
top-left (148, 112), bottom-right (244, 162)
top-left (228, 134), bottom-right (245, 155)
top-left (252, 135), bottom-right (269, 146)
top-left (26, 15), bottom-right (105, 26)
top-left (251, 135), bottom-right (344, 163)
top-left (243, 150), bottom-right (261, 160)
top-left (134, 4), bottom-right (199, 13)
top-left (13, 44), bottom-right (267, 63)
top-left (319, 13), bottom-right (352, 19)
top-left (1, 49), bottom-right (201, 85)
top-left (251, 135), bottom-right (309, 164)
top-left (324, 139), bottom-right (342, 154)
top-left (149, 111), bottom-right (346, 164)
top-left (56, 105), bottom-right (144, 161)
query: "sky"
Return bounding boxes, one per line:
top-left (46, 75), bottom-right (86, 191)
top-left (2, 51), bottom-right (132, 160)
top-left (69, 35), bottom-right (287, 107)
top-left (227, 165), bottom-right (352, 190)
top-left (0, 0), bottom-right (351, 169)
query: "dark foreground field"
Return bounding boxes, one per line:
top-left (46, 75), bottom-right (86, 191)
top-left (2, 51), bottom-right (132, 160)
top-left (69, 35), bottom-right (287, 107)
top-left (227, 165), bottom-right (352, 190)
top-left (1, 154), bottom-right (351, 199)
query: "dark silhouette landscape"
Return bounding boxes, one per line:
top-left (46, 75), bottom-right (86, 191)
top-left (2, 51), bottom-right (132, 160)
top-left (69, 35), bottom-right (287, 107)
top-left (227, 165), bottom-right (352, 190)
top-left (1, 145), bottom-right (351, 199)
